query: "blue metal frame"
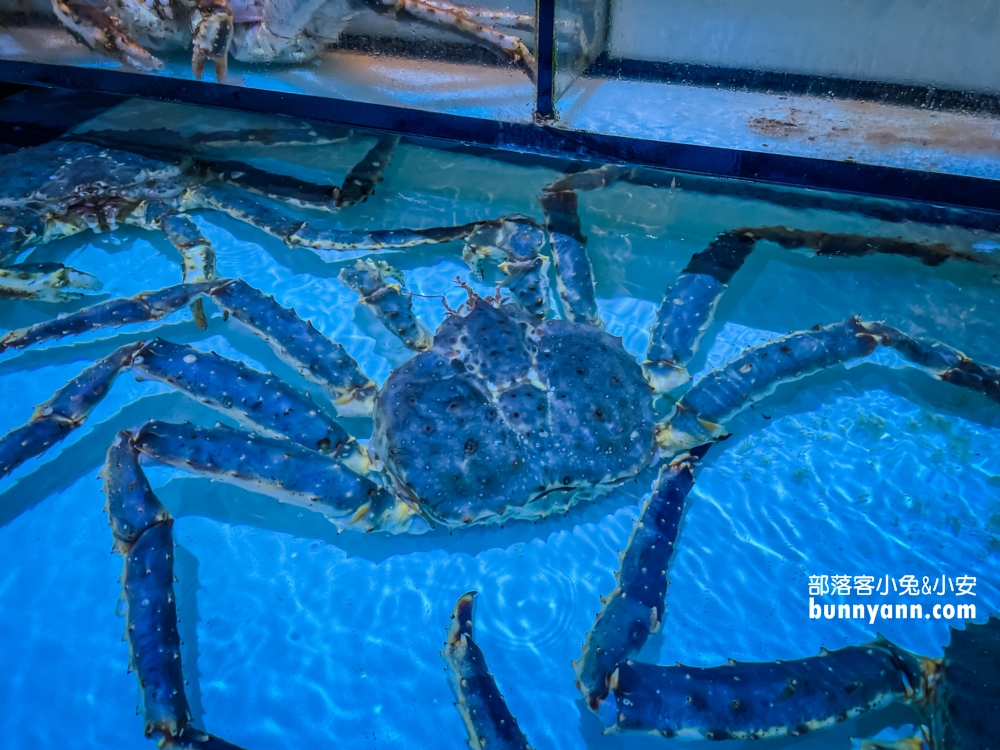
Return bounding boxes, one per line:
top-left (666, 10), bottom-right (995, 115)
top-left (0, 58), bottom-right (998, 219)
top-left (535, 0), bottom-right (556, 118)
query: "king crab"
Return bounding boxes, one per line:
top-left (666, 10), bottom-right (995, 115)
top-left (1, 153), bottom-right (997, 748)
top-left (8, 0), bottom-right (536, 82)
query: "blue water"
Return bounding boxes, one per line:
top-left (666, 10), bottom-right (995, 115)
top-left (1, 98), bottom-right (998, 749)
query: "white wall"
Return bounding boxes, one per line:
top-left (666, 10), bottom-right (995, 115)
top-left (607, 0), bottom-right (1000, 94)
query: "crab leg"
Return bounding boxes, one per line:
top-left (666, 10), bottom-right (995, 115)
top-left (544, 165), bottom-right (633, 195)
top-left (162, 215), bottom-right (216, 320)
top-left (643, 226), bottom-right (991, 393)
top-left (337, 135), bottom-right (401, 208)
top-left (658, 317), bottom-right (1000, 455)
top-left (0, 262), bottom-right (103, 303)
top-left (740, 225), bottom-right (989, 267)
top-left (190, 0), bottom-right (234, 81)
top-left (0, 278), bottom-right (377, 413)
top-left (542, 165), bottom-right (986, 386)
top-left (0, 215), bottom-right (39, 265)
top-left (131, 338), bottom-right (364, 465)
top-left (50, 0), bottom-right (164, 71)
top-left (211, 280), bottom-right (377, 417)
top-left (865, 321), bottom-right (1000, 403)
top-left (0, 281), bottom-right (223, 353)
top-left (0, 342), bottom-right (142, 479)
top-left (207, 161), bottom-right (341, 211)
top-left (659, 318), bottom-right (880, 452)
top-left (339, 259), bottom-right (433, 351)
top-left (418, 2), bottom-right (535, 30)
top-left (611, 638), bottom-right (927, 739)
top-left (190, 185), bottom-right (485, 255)
top-left (573, 455), bottom-right (698, 709)
top-left (537, 169), bottom-right (632, 326)
top-left (72, 125), bottom-right (350, 161)
top-left (644, 231), bottom-right (755, 392)
top-left (132, 420), bottom-right (418, 533)
top-left (206, 135), bottom-right (399, 211)
top-left (462, 217), bottom-right (550, 318)
top-left (125, 204), bottom-right (219, 330)
top-left (103, 433), bottom-right (246, 749)
top-left (442, 592), bottom-right (534, 750)
top-left (367, 0), bottom-right (537, 83)
top-left (539, 185), bottom-right (602, 326)
top-left (0, 330), bottom-right (366, 478)
top-left (0, 213), bottom-right (105, 303)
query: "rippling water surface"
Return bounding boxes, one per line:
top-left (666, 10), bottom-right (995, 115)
top-left (1, 97), bottom-right (998, 749)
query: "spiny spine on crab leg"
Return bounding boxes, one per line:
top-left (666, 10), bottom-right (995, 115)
top-left (0, 280), bottom-right (223, 353)
top-left (131, 338), bottom-right (366, 469)
top-left (211, 280), bottom-right (377, 417)
top-left (573, 455), bottom-right (698, 710)
top-left (658, 317), bottom-right (880, 453)
top-left (612, 638), bottom-right (929, 740)
top-left (462, 217), bottom-right (550, 317)
top-left (442, 592), bottom-right (534, 750)
top-left (132, 420), bottom-right (419, 533)
top-left (539, 185), bottom-right (602, 326)
top-left (0, 342), bottom-right (142, 479)
top-left (0, 262), bottom-right (103, 303)
top-left (644, 230), bottom-right (756, 392)
top-left (339, 259), bottom-right (433, 351)
top-left (102, 432), bottom-right (246, 749)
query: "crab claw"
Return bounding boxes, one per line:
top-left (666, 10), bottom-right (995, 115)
top-left (191, 0), bottom-right (234, 81)
top-left (51, 0), bottom-right (164, 71)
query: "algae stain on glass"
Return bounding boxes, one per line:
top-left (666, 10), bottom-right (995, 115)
top-left (0, 93), bottom-right (998, 749)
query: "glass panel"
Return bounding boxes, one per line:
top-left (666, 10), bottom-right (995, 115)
top-left (1, 86), bottom-right (997, 750)
top-left (0, 0), bottom-right (538, 121)
top-left (555, 0), bottom-right (1000, 178)
top-left (553, 0), bottom-right (607, 100)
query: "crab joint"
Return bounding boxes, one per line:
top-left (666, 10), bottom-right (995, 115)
top-left (654, 417), bottom-right (721, 457)
top-left (641, 358), bottom-right (691, 393)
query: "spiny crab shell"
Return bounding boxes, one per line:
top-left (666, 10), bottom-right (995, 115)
top-left (0, 141), bottom-right (185, 240)
top-left (0, 141), bottom-right (184, 208)
top-left (370, 295), bottom-right (656, 527)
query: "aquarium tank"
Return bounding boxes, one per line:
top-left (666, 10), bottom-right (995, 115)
top-left (0, 84), bottom-right (997, 749)
top-left (0, 2), bottom-right (997, 748)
